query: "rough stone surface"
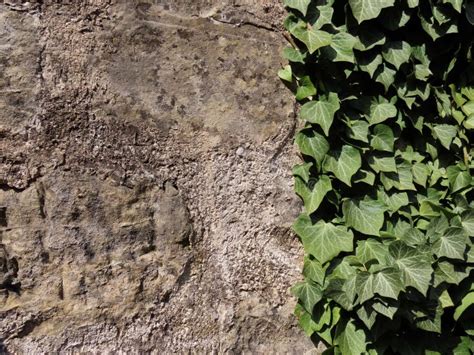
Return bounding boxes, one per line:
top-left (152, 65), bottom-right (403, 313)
top-left (0, 0), bottom-right (314, 353)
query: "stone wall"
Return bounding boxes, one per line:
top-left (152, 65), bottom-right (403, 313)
top-left (0, 0), bottom-right (314, 352)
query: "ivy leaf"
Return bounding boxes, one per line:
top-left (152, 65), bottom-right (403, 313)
top-left (278, 65), bottom-right (292, 82)
top-left (348, 120), bottom-right (370, 143)
top-left (388, 241), bottom-right (432, 295)
top-left (372, 299), bottom-right (398, 319)
top-left (283, 47), bottom-right (306, 63)
top-left (370, 124), bottom-right (394, 152)
top-left (284, 0), bottom-right (311, 16)
top-left (343, 198), bottom-right (386, 236)
top-left (442, 0), bottom-right (463, 13)
top-left (433, 227), bottom-right (468, 260)
top-left (309, 4), bottom-right (334, 30)
top-left (380, 163), bottom-right (417, 191)
top-left (358, 52), bottom-right (383, 78)
top-left (293, 214), bottom-right (354, 264)
top-left (322, 32), bottom-right (357, 63)
top-left (291, 280), bottom-right (322, 313)
top-left (300, 93), bottom-right (340, 135)
top-left (295, 304), bottom-right (319, 337)
top-left (461, 210), bottom-right (474, 236)
top-left (293, 162), bottom-right (312, 183)
top-left (413, 305), bottom-right (443, 334)
top-left (326, 278), bottom-right (357, 311)
top-left (432, 124), bottom-right (458, 149)
top-left (453, 336), bottom-right (474, 354)
top-left (375, 64), bottom-right (396, 91)
top-left (434, 261), bottom-right (470, 287)
top-left (454, 291), bottom-right (474, 321)
top-left (373, 267), bottom-right (404, 300)
top-left (368, 100), bottom-right (397, 125)
top-left (356, 272), bottom-right (375, 303)
top-left (369, 155), bottom-right (397, 173)
top-left (323, 145), bottom-right (362, 186)
top-left (447, 165), bottom-right (472, 192)
top-left (296, 76), bottom-right (317, 100)
top-left (295, 175), bottom-right (332, 214)
top-left (335, 320), bottom-right (367, 355)
top-left (356, 239), bottom-right (388, 264)
top-left (382, 41), bottom-right (412, 70)
top-left (378, 190), bottom-right (409, 212)
top-left (354, 170), bottom-right (376, 185)
top-left (292, 27), bottom-right (332, 54)
top-left (349, 0), bottom-right (395, 24)
top-left (357, 304), bottom-right (377, 328)
top-left (412, 163), bottom-right (430, 187)
top-left (303, 256), bottom-right (327, 285)
top-left (355, 29), bottom-right (386, 51)
top-left (295, 130), bottom-right (330, 166)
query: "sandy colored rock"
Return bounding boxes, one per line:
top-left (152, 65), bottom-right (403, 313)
top-left (0, 0), bottom-right (314, 352)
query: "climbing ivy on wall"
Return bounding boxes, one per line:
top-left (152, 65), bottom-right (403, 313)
top-left (281, 0), bottom-right (474, 353)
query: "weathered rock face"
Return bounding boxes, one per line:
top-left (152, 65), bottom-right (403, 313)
top-left (0, 0), bottom-right (314, 352)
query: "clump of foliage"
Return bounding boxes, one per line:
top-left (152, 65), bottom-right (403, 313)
top-left (281, 0), bottom-right (474, 353)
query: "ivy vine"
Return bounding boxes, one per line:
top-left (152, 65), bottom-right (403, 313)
top-left (281, 0), bottom-right (474, 353)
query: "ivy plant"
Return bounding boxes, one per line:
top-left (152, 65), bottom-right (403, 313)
top-left (281, 0), bottom-right (474, 353)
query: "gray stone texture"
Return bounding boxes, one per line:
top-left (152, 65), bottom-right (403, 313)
top-left (0, 0), bottom-right (314, 352)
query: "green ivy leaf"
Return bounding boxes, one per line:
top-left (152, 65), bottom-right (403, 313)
top-left (295, 130), bottom-right (330, 166)
top-left (447, 165), bottom-right (472, 192)
top-left (309, 5), bottom-right (334, 30)
top-left (348, 120), bottom-right (370, 143)
top-left (278, 65), bottom-right (293, 82)
top-left (356, 271), bottom-right (375, 303)
top-left (370, 124), bottom-right (394, 152)
top-left (373, 267), bottom-right (404, 300)
top-left (322, 31), bottom-right (357, 63)
top-left (323, 145), bottom-right (362, 186)
top-left (432, 124), bottom-right (458, 150)
top-left (343, 198), bottom-right (386, 236)
top-left (461, 210), bottom-right (474, 236)
top-left (380, 163), bottom-right (417, 191)
top-left (291, 280), bottom-right (322, 313)
top-left (375, 64), bottom-right (396, 91)
top-left (358, 52), bottom-right (383, 78)
top-left (349, 0), bottom-right (395, 24)
top-left (434, 261), bottom-right (470, 287)
top-left (335, 320), bottom-right (367, 355)
top-left (412, 163), bottom-right (430, 187)
top-left (454, 291), bottom-right (474, 321)
top-left (293, 214), bottom-right (354, 264)
top-left (295, 175), bottom-right (332, 214)
top-left (292, 27), bottom-right (332, 54)
top-left (442, 0), bottom-right (463, 13)
top-left (369, 155), bottom-right (397, 173)
top-left (293, 162), bottom-right (313, 183)
top-left (452, 336), bottom-right (474, 354)
top-left (378, 190), bottom-right (409, 212)
top-left (382, 41), bottom-right (412, 70)
top-left (300, 93), bottom-right (340, 135)
top-left (283, 47), bottom-right (306, 63)
top-left (296, 76), bottom-right (317, 100)
top-left (295, 304), bottom-right (319, 337)
top-left (284, 0), bottom-right (311, 16)
top-left (356, 239), bottom-right (388, 265)
top-left (368, 100), bottom-right (397, 125)
top-left (303, 256), bottom-right (327, 285)
top-left (433, 227), bottom-right (468, 260)
top-left (388, 241), bottom-right (432, 295)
